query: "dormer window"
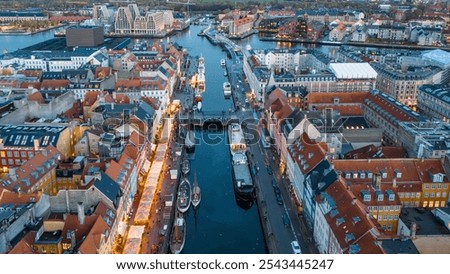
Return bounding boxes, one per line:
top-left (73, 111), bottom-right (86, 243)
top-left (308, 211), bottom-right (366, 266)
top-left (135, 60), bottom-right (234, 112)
top-left (368, 172), bottom-right (373, 179)
top-left (386, 189), bottom-right (395, 201)
top-left (360, 171), bottom-right (366, 179)
top-left (376, 190), bottom-right (384, 201)
top-left (362, 190), bottom-right (371, 202)
top-left (345, 172), bottom-right (351, 179)
top-left (394, 169), bottom-right (402, 179)
top-left (353, 172), bottom-right (358, 179)
top-left (380, 170), bottom-right (387, 179)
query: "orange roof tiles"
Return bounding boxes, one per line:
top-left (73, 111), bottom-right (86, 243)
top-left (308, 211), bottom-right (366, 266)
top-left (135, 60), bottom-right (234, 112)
top-left (61, 214), bottom-right (98, 245)
top-left (78, 216), bottom-right (110, 254)
top-left (0, 190), bottom-right (41, 205)
top-left (324, 179), bottom-right (384, 254)
top-left (288, 133), bottom-right (328, 175)
top-left (8, 231), bottom-right (36, 254)
top-left (83, 91), bottom-right (102, 107)
top-left (333, 159), bottom-right (421, 184)
top-left (41, 79), bottom-right (70, 89)
top-left (364, 92), bottom-right (419, 123)
top-left (6, 145), bottom-right (61, 193)
top-left (95, 67), bottom-right (112, 79)
top-left (27, 91), bottom-right (45, 104)
top-left (313, 105), bottom-right (363, 116)
top-left (20, 82), bottom-right (41, 89)
top-left (307, 91), bottom-right (368, 104)
top-left (344, 145), bottom-right (407, 159)
top-left (115, 78), bottom-right (141, 90)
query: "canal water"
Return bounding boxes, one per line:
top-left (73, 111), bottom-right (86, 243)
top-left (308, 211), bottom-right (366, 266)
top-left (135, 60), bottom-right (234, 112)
top-left (1, 24), bottom-right (322, 254)
top-left (170, 26), bottom-right (266, 253)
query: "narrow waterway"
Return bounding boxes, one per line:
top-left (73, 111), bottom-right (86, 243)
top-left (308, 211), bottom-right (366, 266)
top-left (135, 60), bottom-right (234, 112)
top-left (170, 26), bottom-right (266, 253)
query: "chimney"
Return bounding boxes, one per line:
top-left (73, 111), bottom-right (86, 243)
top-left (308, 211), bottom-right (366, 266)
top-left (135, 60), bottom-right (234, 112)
top-left (372, 173), bottom-right (381, 190)
top-left (352, 197), bottom-right (357, 205)
top-left (410, 222), bottom-right (417, 239)
top-left (34, 139), bottom-right (40, 150)
top-left (393, 177), bottom-right (397, 188)
top-left (77, 202), bottom-right (85, 225)
top-left (112, 91), bottom-right (117, 100)
top-left (111, 102), bottom-right (114, 110)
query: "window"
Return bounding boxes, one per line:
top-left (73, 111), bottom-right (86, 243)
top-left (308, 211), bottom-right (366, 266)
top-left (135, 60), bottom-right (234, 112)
top-left (429, 201), bottom-right (434, 207)
top-left (21, 151), bottom-right (26, 158)
top-left (423, 201), bottom-right (428, 207)
top-left (443, 192), bottom-right (447, 198)
top-left (424, 192), bottom-right (429, 198)
top-left (430, 192), bottom-right (435, 198)
top-left (7, 151), bottom-right (12, 157)
top-left (425, 184), bottom-right (429, 189)
top-left (1, 159), bottom-right (6, 165)
top-left (383, 215), bottom-right (388, 220)
top-left (0, 151), bottom-right (5, 157)
top-left (441, 201), bottom-right (446, 207)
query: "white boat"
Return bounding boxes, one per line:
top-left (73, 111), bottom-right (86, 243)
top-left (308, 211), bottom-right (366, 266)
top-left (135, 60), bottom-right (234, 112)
top-left (170, 213), bottom-right (186, 254)
top-left (220, 58), bottom-right (226, 66)
top-left (197, 101), bottom-right (202, 112)
top-left (181, 159), bottom-right (190, 175)
top-left (223, 82), bottom-right (231, 97)
top-left (176, 177), bottom-right (192, 213)
top-left (185, 129), bottom-right (195, 153)
top-left (197, 56), bottom-right (205, 93)
top-left (228, 123), bottom-right (254, 201)
top-left (228, 123), bottom-right (247, 155)
top-left (191, 171), bottom-right (201, 208)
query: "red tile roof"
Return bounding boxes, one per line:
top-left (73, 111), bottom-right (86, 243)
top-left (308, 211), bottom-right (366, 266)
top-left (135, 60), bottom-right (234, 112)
top-left (78, 216), bottom-right (110, 254)
top-left (41, 79), bottom-right (70, 90)
top-left (344, 145), bottom-right (407, 159)
top-left (288, 133), bottom-right (327, 175)
top-left (364, 92), bottom-right (420, 123)
top-left (6, 146), bottom-right (61, 193)
top-left (324, 179), bottom-right (384, 254)
top-left (27, 91), bottom-right (45, 104)
top-left (8, 231), bottom-right (36, 254)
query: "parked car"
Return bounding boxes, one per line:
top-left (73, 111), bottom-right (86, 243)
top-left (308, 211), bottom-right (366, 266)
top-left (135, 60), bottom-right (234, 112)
top-left (266, 165), bottom-right (273, 175)
top-left (271, 179), bottom-right (277, 188)
top-left (291, 241), bottom-right (301, 254)
top-left (273, 185), bottom-right (281, 195)
top-left (282, 212), bottom-right (290, 226)
top-left (275, 192), bottom-right (283, 205)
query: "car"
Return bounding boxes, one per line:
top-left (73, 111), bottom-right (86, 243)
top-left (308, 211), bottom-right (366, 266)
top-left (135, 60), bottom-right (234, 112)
top-left (282, 212), bottom-right (290, 226)
top-left (291, 241), bottom-right (301, 254)
top-left (273, 185), bottom-right (280, 195)
top-left (271, 179), bottom-right (277, 188)
top-left (275, 192), bottom-right (283, 205)
top-left (266, 165), bottom-right (273, 175)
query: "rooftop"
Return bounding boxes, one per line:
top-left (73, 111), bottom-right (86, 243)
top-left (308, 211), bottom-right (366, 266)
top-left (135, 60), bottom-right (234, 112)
top-left (419, 84), bottom-right (450, 104)
top-left (400, 208), bottom-right (450, 236)
top-left (329, 63), bottom-right (378, 79)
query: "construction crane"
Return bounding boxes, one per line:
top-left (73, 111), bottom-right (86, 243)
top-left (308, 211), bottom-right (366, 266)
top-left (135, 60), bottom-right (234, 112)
top-left (166, 0), bottom-right (196, 19)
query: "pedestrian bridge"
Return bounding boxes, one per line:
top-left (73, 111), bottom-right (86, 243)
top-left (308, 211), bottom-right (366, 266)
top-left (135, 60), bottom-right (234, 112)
top-left (177, 111), bottom-right (238, 126)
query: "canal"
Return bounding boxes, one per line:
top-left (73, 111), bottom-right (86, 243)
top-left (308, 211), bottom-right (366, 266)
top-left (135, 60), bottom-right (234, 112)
top-left (170, 26), bottom-right (266, 253)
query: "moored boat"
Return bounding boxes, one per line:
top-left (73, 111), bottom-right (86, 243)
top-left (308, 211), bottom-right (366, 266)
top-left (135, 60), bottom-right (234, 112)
top-left (185, 129), bottom-right (195, 153)
top-left (170, 213), bottom-right (186, 254)
top-left (228, 123), bottom-right (254, 202)
top-left (182, 159), bottom-right (190, 175)
top-left (191, 171), bottom-right (201, 208)
top-left (223, 82), bottom-right (231, 97)
top-left (176, 177), bottom-right (192, 213)
top-left (220, 58), bottom-right (226, 66)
